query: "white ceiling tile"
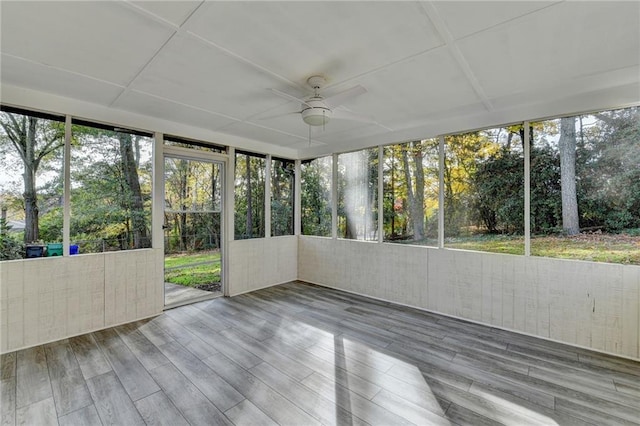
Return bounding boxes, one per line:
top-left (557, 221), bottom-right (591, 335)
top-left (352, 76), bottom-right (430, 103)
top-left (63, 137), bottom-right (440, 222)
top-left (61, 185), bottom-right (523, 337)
top-left (433, 1), bottom-right (559, 40)
top-left (185, 1), bottom-right (444, 86)
top-left (220, 122), bottom-right (309, 148)
top-left (457, 1), bottom-right (640, 100)
top-left (0, 1), bottom-right (174, 85)
top-left (1, 54), bottom-right (124, 105)
top-left (112, 90), bottom-right (239, 131)
top-left (130, 34), bottom-right (289, 118)
top-left (129, 1), bottom-right (202, 27)
top-left (341, 47), bottom-right (481, 128)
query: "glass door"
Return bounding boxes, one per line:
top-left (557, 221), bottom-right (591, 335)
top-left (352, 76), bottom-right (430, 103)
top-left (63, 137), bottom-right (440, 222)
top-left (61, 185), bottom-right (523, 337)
top-left (163, 155), bottom-right (224, 308)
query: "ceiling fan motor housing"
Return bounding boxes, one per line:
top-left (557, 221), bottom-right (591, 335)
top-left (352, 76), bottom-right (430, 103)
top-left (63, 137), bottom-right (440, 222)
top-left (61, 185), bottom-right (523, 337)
top-left (301, 98), bottom-right (332, 126)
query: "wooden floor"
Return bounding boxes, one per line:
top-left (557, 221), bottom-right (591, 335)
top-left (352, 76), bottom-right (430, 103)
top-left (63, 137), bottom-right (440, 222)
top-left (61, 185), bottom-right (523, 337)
top-left (1, 282), bottom-right (639, 426)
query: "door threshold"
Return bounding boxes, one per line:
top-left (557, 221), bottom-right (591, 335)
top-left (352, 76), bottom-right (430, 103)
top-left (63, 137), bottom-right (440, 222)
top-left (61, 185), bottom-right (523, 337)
top-left (164, 292), bottom-right (222, 310)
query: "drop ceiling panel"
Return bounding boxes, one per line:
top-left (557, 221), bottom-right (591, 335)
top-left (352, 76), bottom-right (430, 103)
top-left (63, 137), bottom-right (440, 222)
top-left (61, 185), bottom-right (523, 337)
top-left (1, 54), bottom-right (125, 105)
top-left (0, 1), bottom-right (174, 85)
top-left (130, 34), bottom-right (289, 119)
top-left (185, 1), bottom-right (444, 86)
top-left (433, 1), bottom-right (559, 40)
top-left (129, 1), bottom-right (202, 27)
top-left (339, 47), bottom-right (481, 129)
top-left (457, 1), bottom-right (640, 100)
top-left (113, 90), bottom-right (239, 131)
top-left (220, 122), bottom-right (309, 149)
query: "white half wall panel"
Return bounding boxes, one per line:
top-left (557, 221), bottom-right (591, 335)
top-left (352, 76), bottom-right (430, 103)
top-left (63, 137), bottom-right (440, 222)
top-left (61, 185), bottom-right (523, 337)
top-left (228, 236), bottom-right (298, 296)
top-left (298, 236), bottom-right (640, 360)
top-left (0, 249), bottom-right (163, 353)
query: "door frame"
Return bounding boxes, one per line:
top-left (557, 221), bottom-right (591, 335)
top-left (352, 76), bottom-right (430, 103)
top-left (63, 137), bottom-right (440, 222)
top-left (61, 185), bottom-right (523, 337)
top-left (161, 145), bottom-right (229, 301)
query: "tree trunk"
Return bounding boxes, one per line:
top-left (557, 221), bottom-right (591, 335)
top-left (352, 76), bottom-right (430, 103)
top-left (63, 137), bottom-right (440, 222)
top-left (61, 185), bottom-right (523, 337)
top-left (410, 141), bottom-right (425, 241)
top-left (245, 155), bottom-right (253, 238)
top-left (401, 143), bottom-right (424, 241)
top-left (559, 117), bottom-right (580, 235)
top-left (118, 134), bottom-right (149, 248)
top-left (23, 118), bottom-right (39, 243)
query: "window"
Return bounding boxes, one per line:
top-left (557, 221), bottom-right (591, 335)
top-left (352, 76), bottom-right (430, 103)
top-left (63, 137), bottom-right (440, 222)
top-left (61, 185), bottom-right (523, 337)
top-left (0, 107), bottom-right (65, 260)
top-left (271, 158), bottom-right (294, 236)
top-left (301, 156), bottom-right (332, 237)
top-left (337, 148), bottom-right (378, 240)
top-left (71, 120), bottom-right (153, 253)
top-left (444, 126), bottom-right (524, 254)
top-left (531, 107), bottom-right (640, 263)
top-left (382, 139), bottom-right (438, 246)
top-left (234, 151), bottom-right (265, 239)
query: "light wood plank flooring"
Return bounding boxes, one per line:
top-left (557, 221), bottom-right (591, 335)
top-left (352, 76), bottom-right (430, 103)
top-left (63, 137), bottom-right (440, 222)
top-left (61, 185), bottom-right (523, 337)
top-left (1, 281), bottom-right (639, 425)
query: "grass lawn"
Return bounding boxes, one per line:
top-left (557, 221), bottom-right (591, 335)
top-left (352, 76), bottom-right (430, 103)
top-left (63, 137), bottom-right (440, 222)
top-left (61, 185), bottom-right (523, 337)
top-left (445, 233), bottom-right (640, 264)
top-left (164, 250), bottom-right (221, 287)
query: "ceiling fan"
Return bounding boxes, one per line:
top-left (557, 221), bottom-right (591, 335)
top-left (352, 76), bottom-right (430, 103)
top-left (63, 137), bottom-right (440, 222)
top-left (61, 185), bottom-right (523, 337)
top-left (268, 75), bottom-right (376, 128)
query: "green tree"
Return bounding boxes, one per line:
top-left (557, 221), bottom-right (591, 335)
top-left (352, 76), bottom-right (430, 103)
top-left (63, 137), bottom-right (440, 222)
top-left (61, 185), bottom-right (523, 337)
top-left (0, 112), bottom-right (64, 243)
top-left (301, 157), bottom-right (332, 236)
top-left (559, 116), bottom-right (579, 235)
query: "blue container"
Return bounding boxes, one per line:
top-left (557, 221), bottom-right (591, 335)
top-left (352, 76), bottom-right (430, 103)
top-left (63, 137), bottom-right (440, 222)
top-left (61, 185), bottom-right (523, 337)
top-left (70, 244), bottom-right (79, 255)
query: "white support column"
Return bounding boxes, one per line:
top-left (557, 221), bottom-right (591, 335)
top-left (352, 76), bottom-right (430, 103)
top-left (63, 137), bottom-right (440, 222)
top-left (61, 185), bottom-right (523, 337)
top-left (438, 135), bottom-right (445, 249)
top-left (331, 153), bottom-right (338, 239)
top-left (294, 159), bottom-right (302, 235)
top-left (225, 147), bottom-right (235, 297)
top-left (378, 146), bottom-right (384, 243)
top-left (152, 132), bottom-right (164, 251)
top-left (62, 115), bottom-right (71, 256)
top-left (265, 155), bottom-right (272, 238)
top-left (524, 121), bottom-right (531, 256)
top-left (227, 147), bottom-right (236, 242)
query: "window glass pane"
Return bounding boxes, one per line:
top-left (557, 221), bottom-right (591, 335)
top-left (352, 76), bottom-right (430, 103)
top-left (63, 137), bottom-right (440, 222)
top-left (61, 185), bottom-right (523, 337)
top-left (271, 158), bottom-right (294, 236)
top-left (0, 110), bottom-right (64, 260)
top-left (337, 148), bottom-right (378, 240)
top-left (234, 152), bottom-right (265, 239)
top-left (71, 123), bottom-right (153, 253)
top-left (531, 107), bottom-right (640, 264)
top-left (382, 139), bottom-right (438, 246)
top-left (444, 126), bottom-right (524, 254)
top-left (301, 156), bottom-right (332, 237)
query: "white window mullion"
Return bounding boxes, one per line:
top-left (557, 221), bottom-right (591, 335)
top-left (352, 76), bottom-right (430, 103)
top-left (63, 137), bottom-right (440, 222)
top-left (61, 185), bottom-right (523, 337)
top-left (438, 135), bottom-right (445, 249)
top-left (62, 115), bottom-right (71, 256)
top-left (265, 154), bottom-right (272, 238)
top-left (294, 159), bottom-right (302, 236)
top-left (524, 121), bottom-right (531, 256)
top-left (378, 146), bottom-right (384, 243)
top-left (331, 153), bottom-right (338, 239)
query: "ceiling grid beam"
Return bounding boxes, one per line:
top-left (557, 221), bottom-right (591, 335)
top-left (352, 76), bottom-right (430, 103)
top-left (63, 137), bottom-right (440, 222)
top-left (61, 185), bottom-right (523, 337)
top-left (419, 1), bottom-right (494, 112)
top-left (109, 1), bottom-right (206, 107)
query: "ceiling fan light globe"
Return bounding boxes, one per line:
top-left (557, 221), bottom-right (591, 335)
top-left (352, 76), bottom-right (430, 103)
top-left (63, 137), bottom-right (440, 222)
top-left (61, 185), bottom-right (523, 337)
top-left (301, 107), bottom-right (331, 126)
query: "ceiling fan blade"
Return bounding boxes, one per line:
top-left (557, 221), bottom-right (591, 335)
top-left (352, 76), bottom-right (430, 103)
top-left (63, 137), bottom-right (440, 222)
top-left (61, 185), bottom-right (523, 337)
top-left (269, 88), bottom-right (312, 108)
top-left (331, 109), bottom-right (377, 124)
top-left (323, 85), bottom-right (367, 108)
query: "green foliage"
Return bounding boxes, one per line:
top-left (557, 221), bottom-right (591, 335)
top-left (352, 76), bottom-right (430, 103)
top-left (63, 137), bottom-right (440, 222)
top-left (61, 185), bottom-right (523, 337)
top-left (0, 219), bottom-right (24, 260)
top-left (301, 157), bottom-right (332, 236)
top-left (234, 153), bottom-right (266, 239)
top-left (471, 148), bottom-right (523, 233)
top-left (271, 159), bottom-right (294, 236)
